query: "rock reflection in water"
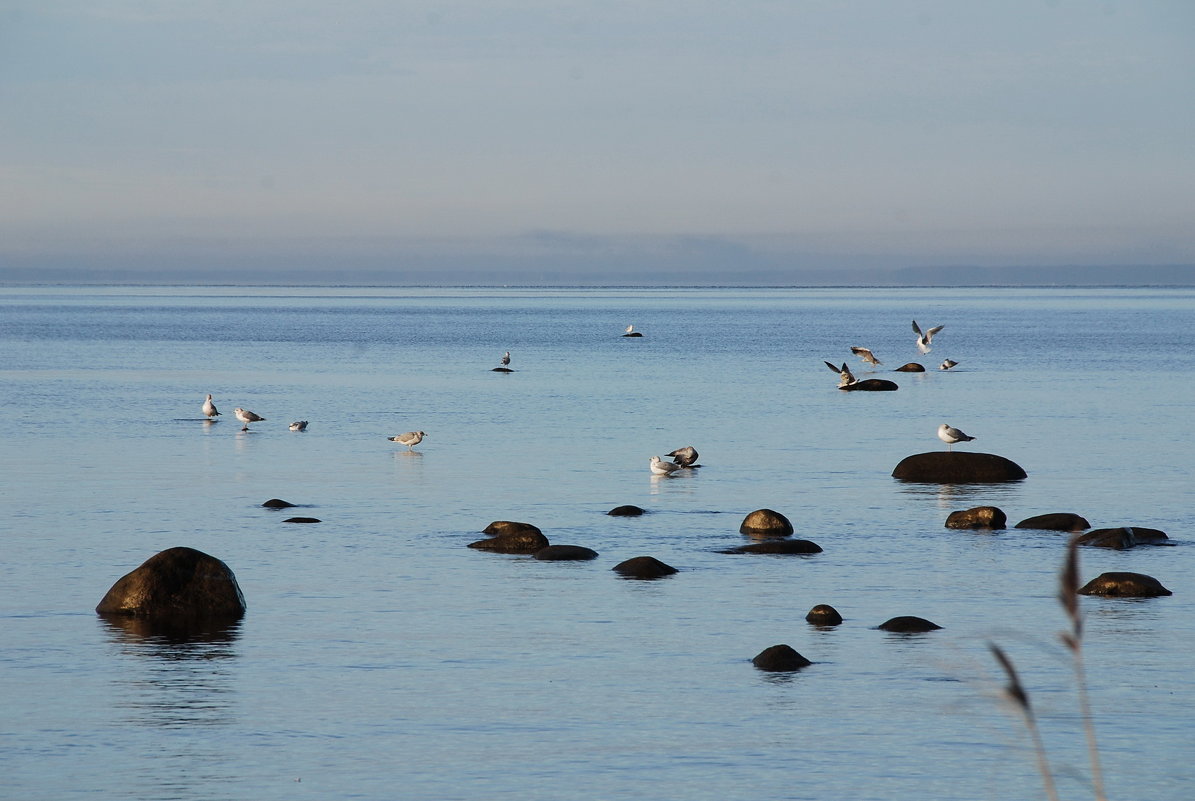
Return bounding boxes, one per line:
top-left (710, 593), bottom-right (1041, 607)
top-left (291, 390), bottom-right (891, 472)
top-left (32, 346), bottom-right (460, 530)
top-left (100, 616), bottom-right (242, 729)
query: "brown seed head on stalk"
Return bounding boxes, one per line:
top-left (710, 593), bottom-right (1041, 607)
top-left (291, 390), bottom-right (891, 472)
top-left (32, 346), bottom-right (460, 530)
top-left (988, 643), bottom-right (1031, 713)
top-left (1059, 535), bottom-right (1083, 652)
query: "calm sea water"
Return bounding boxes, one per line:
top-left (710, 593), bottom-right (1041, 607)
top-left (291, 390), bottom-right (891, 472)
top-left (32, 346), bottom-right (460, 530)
top-left (2, 285), bottom-right (1193, 801)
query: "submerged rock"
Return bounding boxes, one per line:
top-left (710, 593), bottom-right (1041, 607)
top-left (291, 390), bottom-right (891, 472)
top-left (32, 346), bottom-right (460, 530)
top-left (841, 378), bottom-right (899, 391)
top-left (1078, 572), bottom-right (1172, 598)
top-left (739, 508), bottom-right (794, 538)
top-left (612, 556), bottom-right (678, 579)
top-left (1076, 527), bottom-right (1171, 549)
top-left (469, 521), bottom-right (549, 553)
top-left (878, 616), bottom-right (941, 633)
top-left (719, 539), bottom-right (822, 555)
top-left (752, 644), bottom-right (812, 672)
top-left (607, 505), bottom-right (647, 517)
top-left (805, 604), bottom-right (843, 626)
top-left (283, 517), bottom-right (321, 524)
top-left (945, 506), bottom-right (1007, 529)
top-left (533, 545), bottom-right (599, 561)
top-left (262, 498), bottom-right (296, 508)
top-left (895, 363), bottom-right (926, 372)
top-left (1014, 513), bottom-right (1090, 532)
top-left (96, 547), bottom-right (246, 622)
top-left (892, 452), bottom-right (1027, 483)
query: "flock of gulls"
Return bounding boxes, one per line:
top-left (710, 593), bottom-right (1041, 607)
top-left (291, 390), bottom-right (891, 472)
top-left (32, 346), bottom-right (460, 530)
top-left (201, 319), bottom-right (974, 472)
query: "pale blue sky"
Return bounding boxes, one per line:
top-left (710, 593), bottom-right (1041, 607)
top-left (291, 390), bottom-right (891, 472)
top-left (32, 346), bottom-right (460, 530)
top-left (2, 1), bottom-right (1192, 281)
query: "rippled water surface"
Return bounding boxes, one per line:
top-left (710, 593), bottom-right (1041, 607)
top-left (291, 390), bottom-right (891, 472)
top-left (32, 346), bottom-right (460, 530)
top-left (2, 285), bottom-right (1193, 800)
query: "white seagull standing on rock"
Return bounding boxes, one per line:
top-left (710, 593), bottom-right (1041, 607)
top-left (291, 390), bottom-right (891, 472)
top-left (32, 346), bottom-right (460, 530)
top-left (938, 423), bottom-right (975, 451)
top-left (202, 394), bottom-right (221, 418)
top-left (912, 320), bottom-right (944, 354)
top-left (388, 431), bottom-right (426, 450)
top-left (234, 407), bottom-right (265, 431)
top-left (649, 455), bottom-right (682, 476)
top-left (501, 351), bottom-right (511, 366)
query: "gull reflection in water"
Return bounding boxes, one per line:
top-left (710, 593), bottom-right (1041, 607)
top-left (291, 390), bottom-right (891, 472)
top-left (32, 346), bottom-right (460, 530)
top-left (99, 616), bottom-right (242, 729)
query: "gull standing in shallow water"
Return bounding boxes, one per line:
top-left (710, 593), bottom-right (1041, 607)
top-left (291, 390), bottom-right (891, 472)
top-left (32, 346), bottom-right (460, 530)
top-left (912, 320), bottom-right (944, 354)
top-left (388, 431), bottom-right (426, 450)
top-left (939, 359), bottom-right (958, 371)
top-left (202, 394), bottom-right (221, 418)
top-left (234, 408), bottom-right (265, 431)
top-left (289, 421), bottom-right (308, 431)
top-left (938, 423), bottom-right (975, 451)
top-left (850, 347), bottom-right (882, 366)
top-left (649, 455), bottom-right (682, 476)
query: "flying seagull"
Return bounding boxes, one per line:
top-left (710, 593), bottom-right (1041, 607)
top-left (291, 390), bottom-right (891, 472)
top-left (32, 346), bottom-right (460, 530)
top-left (939, 359), bottom-right (958, 371)
top-left (234, 407), bottom-right (265, 431)
top-left (649, 455), bottom-right (682, 476)
top-left (912, 320), bottom-right (944, 354)
top-left (202, 394), bottom-right (221, 418)
top-left (388, 431), bottom-right (426, 450)
top-left (824, 361), bottom-right (857, 388)
top-left (850, 347), bottom-right (882, 366)
top-left (937, 423), bottom-right (975, 451)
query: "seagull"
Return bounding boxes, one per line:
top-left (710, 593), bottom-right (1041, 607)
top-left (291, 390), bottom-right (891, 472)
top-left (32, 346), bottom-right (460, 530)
top-left (666, 446), bottom-right (699, 467)
top-left (850, 347), bottom-right (882, 366)
top-left (388, 431), bottom-right (426, 450)
top-left (500, 351), bottom-right (511, 366)
top-left (289, 421), bottom-right (308, 431)
top-left (202, 394), bottom-right (221, 418)
top-left (234, 408), bottom-right (265, 431)
top-left (939, 359), bottom-right (958, 371)
top-left (938, 423), bottom-right (975, 451)
top-left (912, 320), bottom-right (944, 354)
top-left (824, 361), bottom-right (857, 388)
top-left (625, 324), bottom-right (635, 334)
top-left (649, 455), bottom-right (682, 476)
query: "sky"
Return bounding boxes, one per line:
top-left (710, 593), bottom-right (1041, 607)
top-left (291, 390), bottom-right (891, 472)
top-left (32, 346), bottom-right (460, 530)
top-left (1, 1), bottom-right (1193, 283)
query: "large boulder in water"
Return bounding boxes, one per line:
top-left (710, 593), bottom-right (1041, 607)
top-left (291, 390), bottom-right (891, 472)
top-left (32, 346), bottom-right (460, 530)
top-left (739, 509), bottom-right (793, 538)
top-left (1078, 572), bottom-right (1172, 598)
top-left (1014, 513), bottom-right (1090, 532)
top-left (469, 521), bottom-right (549, 553)
top-left (945, 506), bottom-right (1006, 529)
top-left (607, 505), bottom-right (646, 517)
top-left (96, 547), bottom-right (246, 622)
top-left (805, 604), bottom-right (843, 626)
top-left (892, 452), bottom-right (1027, 483)
top-left (752, 644), bottom-right (812, 672)
top-left (895, 363), bottom-right (925, 372)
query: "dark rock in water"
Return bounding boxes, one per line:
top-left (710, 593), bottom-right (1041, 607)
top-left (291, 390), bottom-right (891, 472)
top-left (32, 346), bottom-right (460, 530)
top-left (739, 508), bottom-right (794, 538)
top-left (719, 539), bottom-right (822, 555)
top-left (752, 644), bottom-right (812, 672)
top-left (1079, 571), bottom-right (1172, 598)
top-left (534, 544), bottom-right (599, 561)
top-left (1075, 527), bottom-right (1137, 549)
top-left (841, 378), bottom-right (899, 391)
top-left (945, 506), bottom-right (1006, 529)
top-left (283, 517), bottom-right (321, 524)
top-left (622, 332), bottom-right (644, 337)
top-left (612, 556), bottom-right (678, 579)
top-left (96, 547), bottom-right (246, 622)
top-left (469, 522), bottom-right (549, 554)
top-left (805, 604), bottom-right (843, 626)
top-left (262, 498), bottom-right (296, 508)
top-left (608, 505), bottom-right (647, 517)
top-left (878, 616), bottom-right (941, 633)
top-left (892, 452), bottom-right (1027, 483)
top-left (895, 363), bottom-right (926, 372)
top-left (1076, 527), bottom-right (1171, 549)
top-left (482, 521), bottom-right (543, 538)
top-left (491, 367), bottom-right (514, 373)
top-left (1014, 513), bottom-right (1090, 532)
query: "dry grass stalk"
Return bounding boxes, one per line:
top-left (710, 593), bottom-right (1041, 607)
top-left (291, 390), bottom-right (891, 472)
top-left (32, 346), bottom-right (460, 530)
top-left (989, 643), bottom-right (1060, 801)
top-left (1061, 535), bottom-right (1108, 801)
